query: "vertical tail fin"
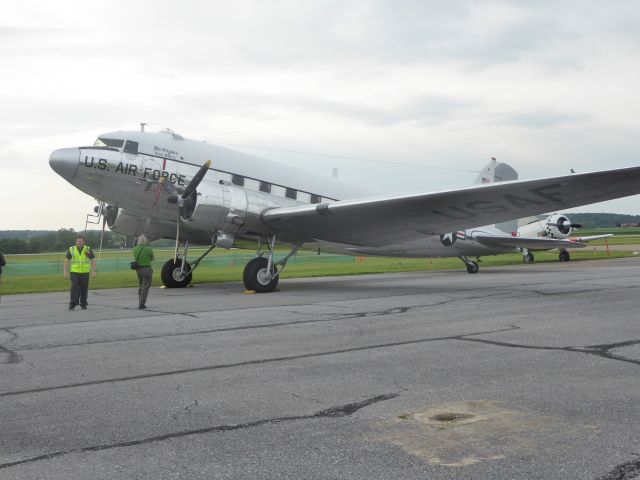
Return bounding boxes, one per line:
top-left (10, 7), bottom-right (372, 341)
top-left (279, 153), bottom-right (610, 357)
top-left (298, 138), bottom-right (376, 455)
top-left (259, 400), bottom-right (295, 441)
top-left (474, 157), bottom-right (518, 185)
top-left (475, 157), bottom-right (519, 233)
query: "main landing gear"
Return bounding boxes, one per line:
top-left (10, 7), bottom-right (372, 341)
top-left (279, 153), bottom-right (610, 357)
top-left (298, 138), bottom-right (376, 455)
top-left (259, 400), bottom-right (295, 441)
top-left (522, 248), bottom-right (535, 263)
top-left (458, 255), bottom-right (479, 274)
top-left (559, 248), bottom-right (571, 262)
top-left (243, 235), bottom-right (300, 293)
top-left (161, 159), bottom-right (215, 288)
top-left (161, 240), bottom-right (216, 288)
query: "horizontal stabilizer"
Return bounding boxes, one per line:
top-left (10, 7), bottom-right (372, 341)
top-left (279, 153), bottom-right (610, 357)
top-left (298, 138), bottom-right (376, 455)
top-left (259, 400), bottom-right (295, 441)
top-left (570, 234), bottom-right (613, 242)
top-left (473, 235), bottom-right (586, 250)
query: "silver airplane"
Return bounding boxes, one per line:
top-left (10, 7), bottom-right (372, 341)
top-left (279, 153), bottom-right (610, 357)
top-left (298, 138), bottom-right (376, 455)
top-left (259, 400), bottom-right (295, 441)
top-left (49, 129), bottom-right (640, 292)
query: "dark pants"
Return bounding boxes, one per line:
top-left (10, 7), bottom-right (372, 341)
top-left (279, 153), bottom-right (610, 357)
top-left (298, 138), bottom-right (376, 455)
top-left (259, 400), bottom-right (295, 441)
top-left (70, 272), bottom-right (90, 306)
top-left (136, 267), bottom-right (153, 307)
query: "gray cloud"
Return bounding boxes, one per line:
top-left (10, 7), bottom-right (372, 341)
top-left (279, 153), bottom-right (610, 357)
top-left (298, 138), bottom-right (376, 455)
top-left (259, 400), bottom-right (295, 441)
top-left (173, 91), bottom-right (474, 127)
top-left (510, 111), bottom-right (584, 129)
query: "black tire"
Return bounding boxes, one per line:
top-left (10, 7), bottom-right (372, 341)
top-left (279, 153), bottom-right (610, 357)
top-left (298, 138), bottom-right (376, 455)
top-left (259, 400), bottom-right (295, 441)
top-left (243, 257), bottom-right (278, 293)
top-left (466, 261), bottom-right (479, 274)
top-left (161, 258), bottom-right (193, 288)
top-left (559, 250), bottom-right (571, 262)
top-left (523, 252), bottom-right (535, 263)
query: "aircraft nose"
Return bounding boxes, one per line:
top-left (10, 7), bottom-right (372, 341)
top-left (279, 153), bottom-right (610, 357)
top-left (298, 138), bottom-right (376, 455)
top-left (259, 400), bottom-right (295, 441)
top-left (49, 148), bottom-right (80, 182)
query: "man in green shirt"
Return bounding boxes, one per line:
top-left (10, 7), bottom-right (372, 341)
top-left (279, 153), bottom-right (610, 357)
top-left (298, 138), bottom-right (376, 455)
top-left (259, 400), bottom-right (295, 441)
top-left (132, 234), bottom-right (154, 310)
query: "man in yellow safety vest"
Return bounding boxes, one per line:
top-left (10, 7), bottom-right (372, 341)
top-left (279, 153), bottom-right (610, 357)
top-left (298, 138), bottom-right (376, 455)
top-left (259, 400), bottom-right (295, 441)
top-left (63, 235), bottom-right (97, 310)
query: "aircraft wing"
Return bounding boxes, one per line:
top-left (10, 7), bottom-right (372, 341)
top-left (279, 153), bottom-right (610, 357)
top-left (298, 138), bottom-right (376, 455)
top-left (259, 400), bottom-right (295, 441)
top-left (570, 234), bottom-right (614, 242)
top-left (473, 235), bottom-right (586, 250)
top-left (262, 166), bottom-right (640, 247)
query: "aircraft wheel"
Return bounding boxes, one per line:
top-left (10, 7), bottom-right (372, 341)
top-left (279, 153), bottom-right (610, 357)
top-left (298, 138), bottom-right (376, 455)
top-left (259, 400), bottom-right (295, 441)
top-left (466, 261), bottom-right (479, 274)
top-left (559, 250), bottom-right (571, 262)
top-left (243, 257), bottom-right (278, 293)
top-left (161, 259), bottom-right (193, 288)
top-left (523, 252), bottom-right (535, 263)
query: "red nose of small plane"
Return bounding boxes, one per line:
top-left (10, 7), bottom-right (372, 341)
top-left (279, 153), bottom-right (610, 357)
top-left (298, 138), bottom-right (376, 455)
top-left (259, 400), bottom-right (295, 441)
top-left (49, 148), bottom-right (80, 182)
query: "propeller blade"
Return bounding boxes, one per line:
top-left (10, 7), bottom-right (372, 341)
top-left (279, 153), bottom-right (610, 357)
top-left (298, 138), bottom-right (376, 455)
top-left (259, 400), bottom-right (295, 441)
top-left (171, 160), bottom-right (210, 263)
top-left (182, 160), bottom-right (211, 200)
top-left (548, 223), bottom-right (580, 228)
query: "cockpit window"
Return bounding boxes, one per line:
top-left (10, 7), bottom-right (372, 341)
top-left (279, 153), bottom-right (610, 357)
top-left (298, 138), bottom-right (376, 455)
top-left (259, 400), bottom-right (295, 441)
top-left (124, 140), bottom-right (139, 155)
top-left (94, 138), bottom-right (124, 148)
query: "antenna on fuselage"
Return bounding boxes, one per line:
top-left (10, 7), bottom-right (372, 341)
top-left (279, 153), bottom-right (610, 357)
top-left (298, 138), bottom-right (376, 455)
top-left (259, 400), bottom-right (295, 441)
top-left (140, 122), bottom-right (148, 132)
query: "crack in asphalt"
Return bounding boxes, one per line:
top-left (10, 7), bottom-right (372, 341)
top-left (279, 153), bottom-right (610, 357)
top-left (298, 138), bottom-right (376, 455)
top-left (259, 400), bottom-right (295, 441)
top-left (122, 307), bottom-right (198, 318)
top-left (0, 328), bottom-right (21, 364)
top-left (332, 292), bottom-right (508, 321)
top-left (1, 328), bottom-right (18, 342)
top-left (0, 327), bottom-right (518, 398)
top-left (529, 288), bottom-right (605, 296)
top-left (0, 345), bottom-right (22, 364)
top-left (457, 338), bottom-right (640, 367)
top-left (0, 327), bottom-right (22, 364)
top-left (9, 292), bottom-right (511, 352)
top-left (171, 400), bottom-right (199, 422)
top-left (0, 289), bottom-right (440, 330)
top-left (0, 286), bottom-right (521, 332)
top-left (3, 324), bottom-right (639, 398)
top-left (596, 458), bottom-right (640, 480)
top-left (0, 393), bottom-right (398, 470)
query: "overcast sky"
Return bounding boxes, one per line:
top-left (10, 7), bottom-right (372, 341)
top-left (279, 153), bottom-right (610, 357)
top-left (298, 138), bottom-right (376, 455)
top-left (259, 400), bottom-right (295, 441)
top-left (2, 0), bottom-right (640, 231)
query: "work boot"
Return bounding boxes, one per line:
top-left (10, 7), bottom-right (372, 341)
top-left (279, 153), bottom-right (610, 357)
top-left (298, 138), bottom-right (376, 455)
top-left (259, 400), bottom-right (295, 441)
top-left (69, 304), bottom-right (75, 310)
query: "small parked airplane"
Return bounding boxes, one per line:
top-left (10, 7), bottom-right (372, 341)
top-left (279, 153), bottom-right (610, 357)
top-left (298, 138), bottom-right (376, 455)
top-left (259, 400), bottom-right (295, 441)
top-left (515, 215), bottom-right (612, 263)
top-left (49, 128), bottom-right (640, 291)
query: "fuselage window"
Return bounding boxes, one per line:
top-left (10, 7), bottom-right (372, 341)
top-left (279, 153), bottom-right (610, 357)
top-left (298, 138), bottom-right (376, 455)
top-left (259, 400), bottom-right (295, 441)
top-left (285, 188), bottom-right (297, 200)
top-left (310, 194), bottom-right (321, 204)
top-left (232, 174), bottom-right (245, 187)
top-left (124, 140), bottom-right (139, 155)
top-left (95, 138), bottom-right (124, 148)
top-left (259, 181), bottom-right (271, 193)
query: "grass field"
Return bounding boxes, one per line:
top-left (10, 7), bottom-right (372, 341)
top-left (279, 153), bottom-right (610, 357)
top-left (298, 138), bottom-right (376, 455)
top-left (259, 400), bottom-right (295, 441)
top-left (1, 244), bottom-right (637, 295)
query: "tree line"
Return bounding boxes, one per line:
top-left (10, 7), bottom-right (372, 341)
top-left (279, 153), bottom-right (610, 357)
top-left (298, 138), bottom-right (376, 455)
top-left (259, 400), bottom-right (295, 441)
top-left (0, 229), bottom-right (128, 254)
top-left (567, 213), bottom-right (640, 228)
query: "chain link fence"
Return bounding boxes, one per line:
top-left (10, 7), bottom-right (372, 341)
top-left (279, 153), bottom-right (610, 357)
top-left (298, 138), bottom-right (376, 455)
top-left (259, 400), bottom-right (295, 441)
top-left (2, 251), bottom-right (359, 276)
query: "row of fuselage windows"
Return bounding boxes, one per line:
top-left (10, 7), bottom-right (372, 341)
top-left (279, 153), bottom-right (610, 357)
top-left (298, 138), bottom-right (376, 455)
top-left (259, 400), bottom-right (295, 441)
top-left (229, 174), bottom-right (324, 204)
top-left (94, 138), bottom-right (330, 204)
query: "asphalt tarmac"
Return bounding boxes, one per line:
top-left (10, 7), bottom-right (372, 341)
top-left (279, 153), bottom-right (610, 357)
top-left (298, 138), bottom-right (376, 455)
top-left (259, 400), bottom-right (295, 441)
top-left (1, 258), bottom-right (639, 479)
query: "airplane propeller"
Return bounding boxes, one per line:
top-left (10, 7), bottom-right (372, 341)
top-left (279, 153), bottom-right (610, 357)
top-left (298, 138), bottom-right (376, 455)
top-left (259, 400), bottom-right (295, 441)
top-left (546, 217), bottom-right (582, 236)
top-left (547, 221), bottom-right (582, 229)
top-left (547, 222), bottom-right (582, 231)
top-left (167, 160), bottom-right (211, 261)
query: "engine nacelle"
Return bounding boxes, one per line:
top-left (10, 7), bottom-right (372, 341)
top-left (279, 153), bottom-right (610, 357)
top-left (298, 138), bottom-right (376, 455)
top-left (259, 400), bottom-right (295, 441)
top-left (518, 214), bottom-right (573, 239)
top-left (109, 209), bottom-right (176, 239)
top-left (180, 183), bottom-right (242, 234)
top-left (181, 183), bottom-right (288, 236)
